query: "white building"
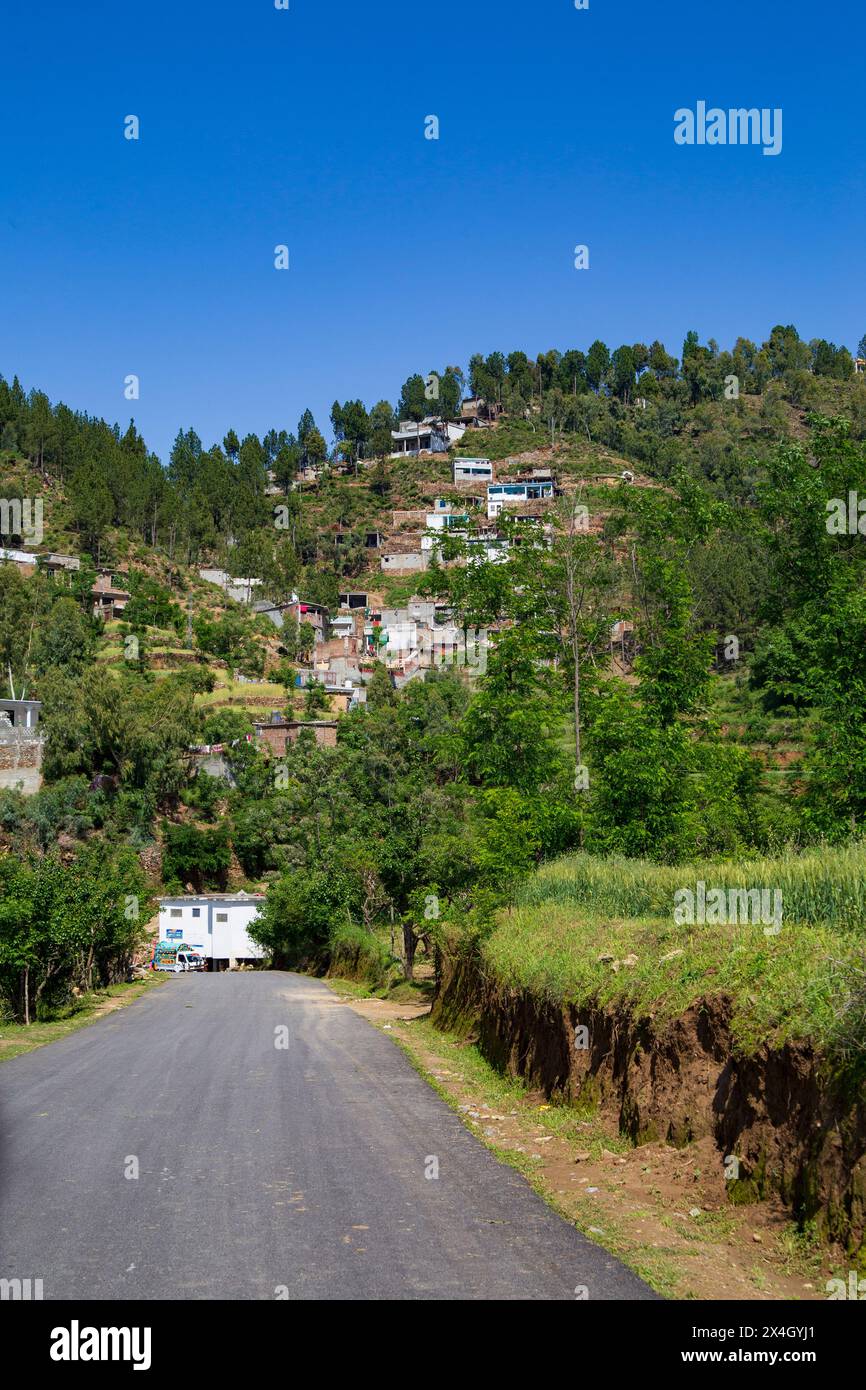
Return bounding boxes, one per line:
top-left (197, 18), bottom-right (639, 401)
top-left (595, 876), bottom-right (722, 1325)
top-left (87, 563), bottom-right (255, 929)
top-left (453, 457), bottom-right (493, 483)
top-left (380, 552), bottom-right (428, 572)
top-left (390, 417), bottom-right (466, 456)
top-left (0, 547), bottom-right (37, 569)
top-left (198, 568), bottom-right (264, 605)
top-left (487, 478), bottom-right (555, 519)
top-left (156, 892), bottom-right (266, 969)
top-left (420, 511), bottom-right (469, 553)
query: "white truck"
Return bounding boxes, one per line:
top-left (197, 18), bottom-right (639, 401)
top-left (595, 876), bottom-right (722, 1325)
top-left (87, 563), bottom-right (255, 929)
top-left (151, 941), bottom-right (206, 973)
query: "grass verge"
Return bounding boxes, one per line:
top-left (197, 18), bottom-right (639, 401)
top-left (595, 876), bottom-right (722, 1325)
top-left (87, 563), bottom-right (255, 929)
top-left (334, 989), bottom-right (838, 1302)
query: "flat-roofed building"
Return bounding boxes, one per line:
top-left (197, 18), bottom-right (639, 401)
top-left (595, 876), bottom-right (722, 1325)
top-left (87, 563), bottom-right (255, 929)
top-left (156, 892), bottom-right (266, 970)
top-left (453, 457), bottom-right (493, 483)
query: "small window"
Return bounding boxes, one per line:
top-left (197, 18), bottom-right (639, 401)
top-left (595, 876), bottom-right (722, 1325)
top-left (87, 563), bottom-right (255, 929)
top-left (170, 908), bottom-right (182, 919)
top-left (216, 912), bottom-right (228, 923)
top-left (192, 908), bottom-right (201, 918)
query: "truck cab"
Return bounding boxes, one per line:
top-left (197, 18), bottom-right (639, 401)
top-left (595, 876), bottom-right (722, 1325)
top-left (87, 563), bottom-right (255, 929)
top-left (151, 942), bottom-right (205, 973)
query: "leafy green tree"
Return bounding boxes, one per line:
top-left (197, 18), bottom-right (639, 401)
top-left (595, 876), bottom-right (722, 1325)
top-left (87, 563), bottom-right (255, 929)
top-left (365, 662), bottom-right (396, 708)
top-left (251, 867), bottom-right (358, 964)
top-left (584, 682), bottom-right (698, 861)
top-left (201, 709), bottom-right (255, 744)
top-left (586, 339), bottom-right (610, 391)
top-left (397, 374), bottom-right (427, 423)
top-left (237, 433), bottom-right (268, 500)
top-left (303, 679), bottom-right (330, 718)
top-left (763, 324), bottom-right (810, 379)
top-left (610, 345), bottom-right (636, 401)
top-left (0, 844), bottom-right (147, 1023)
top-left (461, 628), bottom-right (566, 794)
top-left (31, 594), bottom-right (96, 681)
top-left (162, 822), bottom-right (231, 891)
top-left (273, 439), bottom-right (300, 490)
top-left (0, 564), bottom-right (40, 683)
top-left (69, 459), bottom-right (113, 559)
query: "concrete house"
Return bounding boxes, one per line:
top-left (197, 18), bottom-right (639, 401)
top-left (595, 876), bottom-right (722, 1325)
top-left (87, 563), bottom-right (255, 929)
top-left (453, 457), bottom-right (493, 483)
top-left (0, 547), bottom-right (37, 574)
top-left (281, 599), bottom-right (328, 643)
top-left (380, 552), bottom-right (428, 573)
top-left (390, 417), bottom-right (466, 457)
top-left (0, 698), bottom-right (43, 794)
top-left (329, 613), bottom-right (354, 641)
top-left (41, 553), bottom-right (81, 580)
top-left (338, 591), bottom-right (368, 610)
top-left (487, 476), bottom-right (555, 520)
top-left (198, 568), bottom-right (264, 605)
top-left (255, 715), bottom-right (339, 754)
top-left (283, 720), bottom-right (338, 748)
top-left (156, 892), bottom-right (266, 970)
top-left (92, 575), bottom-right (131, 619)
top-left (460, 398), bottom-right (499, 426)
top-left (0, 698), bottom-right (40, 731)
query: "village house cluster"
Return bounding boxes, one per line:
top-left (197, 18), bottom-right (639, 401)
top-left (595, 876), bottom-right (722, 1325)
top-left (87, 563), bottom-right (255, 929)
top-left (197, 577), bottom-right (492, 758)
top-left (380, 457), bottom-right (558, 575)
top-left (0, 403), bottom-right (565, 787)
top-left (0, 547), bottom-right (131, 617)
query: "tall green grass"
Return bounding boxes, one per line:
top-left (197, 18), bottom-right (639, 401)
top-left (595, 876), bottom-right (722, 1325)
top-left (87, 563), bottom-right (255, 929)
top-left (517, 843), bottom-right (866, 931)
top-left (478, 846), bottom-right (866, 1062)
top-left (327, 923), bottom-right (395, 987)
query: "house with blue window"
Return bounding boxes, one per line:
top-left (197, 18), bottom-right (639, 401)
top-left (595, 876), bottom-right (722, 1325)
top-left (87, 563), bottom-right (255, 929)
top-left (486, 474), bottom-right (555, 519)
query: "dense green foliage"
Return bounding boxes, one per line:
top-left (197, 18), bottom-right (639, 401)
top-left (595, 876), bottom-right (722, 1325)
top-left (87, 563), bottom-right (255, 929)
top-left (0, 843), bottom-right (147, 1023)
top-left (2, 321), bottom-right (866, 1014)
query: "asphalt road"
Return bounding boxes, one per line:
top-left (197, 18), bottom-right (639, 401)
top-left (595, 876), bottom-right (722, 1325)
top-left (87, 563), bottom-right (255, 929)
top-left (1, 972), bottom-right (655, 1300)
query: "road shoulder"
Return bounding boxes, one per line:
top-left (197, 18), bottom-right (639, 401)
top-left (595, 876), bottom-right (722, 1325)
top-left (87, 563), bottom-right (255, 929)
top-left (325, 978), bottom-right (832, 1302)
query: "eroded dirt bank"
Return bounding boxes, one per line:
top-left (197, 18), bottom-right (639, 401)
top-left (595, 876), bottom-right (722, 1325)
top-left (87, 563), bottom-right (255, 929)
top-left (432, 951), bottom-right (866, 1261)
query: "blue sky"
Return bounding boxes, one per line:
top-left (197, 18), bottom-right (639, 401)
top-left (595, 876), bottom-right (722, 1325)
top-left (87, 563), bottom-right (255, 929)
top-left (2, 0), bottom-right (863, 462)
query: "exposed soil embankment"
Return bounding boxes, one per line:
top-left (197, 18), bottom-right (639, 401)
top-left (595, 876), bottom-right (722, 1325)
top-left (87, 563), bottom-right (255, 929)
top-left (432, 950), bottom-right (866, 1260)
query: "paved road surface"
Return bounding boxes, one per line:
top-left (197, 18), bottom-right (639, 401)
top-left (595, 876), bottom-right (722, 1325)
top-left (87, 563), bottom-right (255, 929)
top-left (1, 972), bottom-right (655, 1300)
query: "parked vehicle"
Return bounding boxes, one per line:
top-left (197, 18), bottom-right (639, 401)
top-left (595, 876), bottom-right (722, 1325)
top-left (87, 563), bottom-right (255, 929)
top-left (174, 951), bottom-right (205, 973)
top-left (151, 941), bottom-right (205, 973)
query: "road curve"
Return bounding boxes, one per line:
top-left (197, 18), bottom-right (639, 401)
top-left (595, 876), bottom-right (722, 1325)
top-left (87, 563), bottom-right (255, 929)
top-left (0, 972), bottom-right (656, 1300)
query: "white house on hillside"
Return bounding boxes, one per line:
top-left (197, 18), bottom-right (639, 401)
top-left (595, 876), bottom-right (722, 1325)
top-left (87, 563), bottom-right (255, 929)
top-left (390, 417), bottom-right (466, 456)
top-left (453, 457), bottom-right (493, 483)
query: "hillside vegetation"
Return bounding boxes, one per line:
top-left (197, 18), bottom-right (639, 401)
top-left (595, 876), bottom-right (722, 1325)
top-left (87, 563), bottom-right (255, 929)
top-left (1, 321), bottom-right (865, 1048)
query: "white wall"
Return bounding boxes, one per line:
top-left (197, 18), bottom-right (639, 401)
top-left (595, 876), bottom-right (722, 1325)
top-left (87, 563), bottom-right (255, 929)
top-left (158, 900), bottom-right (266, 961)
top-left (210, 902), bottom-right (265, 961)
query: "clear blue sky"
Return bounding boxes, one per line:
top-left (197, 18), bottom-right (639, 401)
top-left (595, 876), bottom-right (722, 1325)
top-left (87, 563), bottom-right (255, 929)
top-left (2, 0), bottom-right (863, 463)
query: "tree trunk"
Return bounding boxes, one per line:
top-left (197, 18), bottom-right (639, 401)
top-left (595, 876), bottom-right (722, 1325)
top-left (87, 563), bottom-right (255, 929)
top-left (573, 638), bottom-right (581, 770)
top-left (403, 922), bottom-right (417, 981)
